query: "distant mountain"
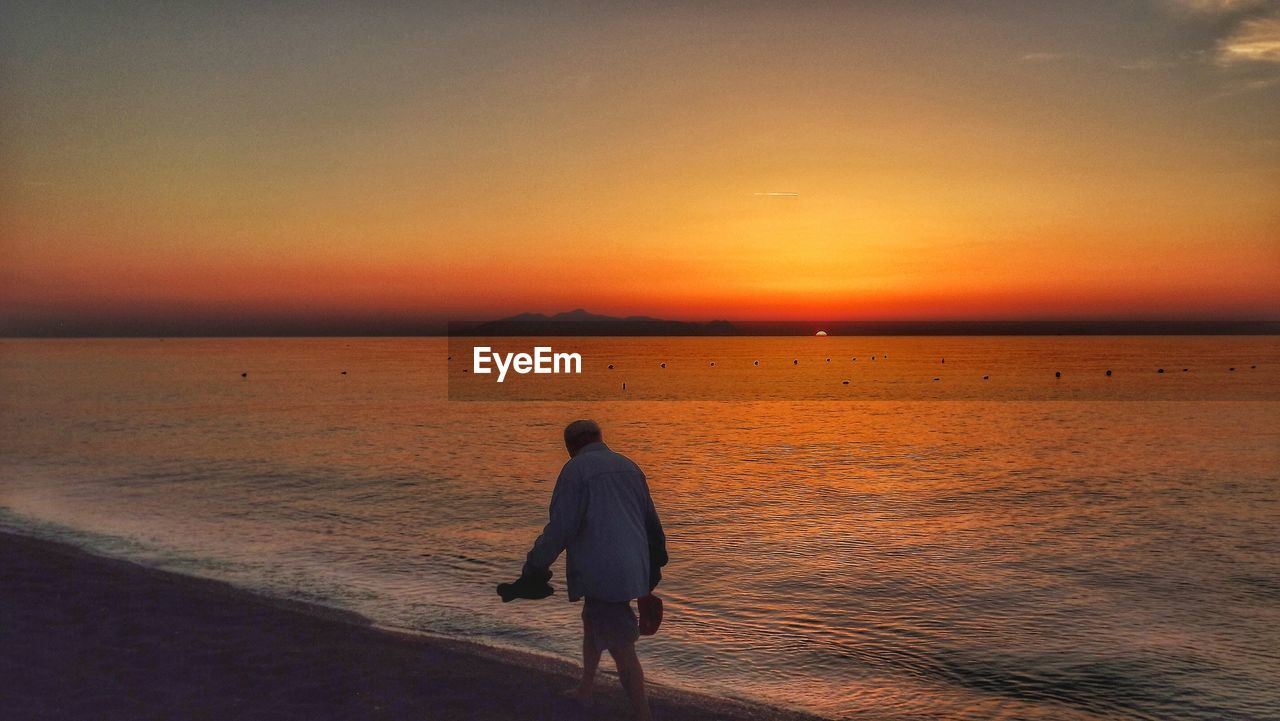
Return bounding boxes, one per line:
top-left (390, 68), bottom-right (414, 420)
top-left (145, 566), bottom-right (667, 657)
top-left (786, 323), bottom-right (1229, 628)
top-left (503, 309), bottom-right (663, 323)
top-left (462, 309), bottom-right (736, 336)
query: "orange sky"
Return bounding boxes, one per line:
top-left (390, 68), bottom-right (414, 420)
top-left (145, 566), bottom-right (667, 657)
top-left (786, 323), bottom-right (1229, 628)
top-left (2, 2), bottom-right (1278, 332)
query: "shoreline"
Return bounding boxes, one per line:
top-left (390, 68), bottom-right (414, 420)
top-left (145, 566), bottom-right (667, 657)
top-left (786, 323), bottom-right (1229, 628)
top-left (0, 530), bottom-right (822, 721)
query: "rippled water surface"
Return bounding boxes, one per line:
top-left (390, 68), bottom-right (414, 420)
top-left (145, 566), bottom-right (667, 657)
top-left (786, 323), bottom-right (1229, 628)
top-left (2, 338), bottom-right (1278, 719)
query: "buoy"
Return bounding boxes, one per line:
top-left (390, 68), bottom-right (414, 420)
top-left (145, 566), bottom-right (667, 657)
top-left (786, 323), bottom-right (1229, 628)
top-left (340, 371), bottom-right (347, 375)
top-left (852, 357), bottom-right (856, 361)
top-left (1251, 365), bottom-right (1257, 369)
top-left (608, 364), bottom-right (614, 369)
top-left (1158, 368), bottom-right (1164, 374)
top-left (841, 379), bottom-right (850, 385)
top-left (872, 356), bottom-right (876, 361)
top-left (710, 361), bottom-right (715, 367)
top-left (1106, 369), bottom-right (1112, 376)
top-left (1055, 371), bottom-right (1061, 378)
top-left (932, 377), bottom-right (940, 381)
top-left (793, 359), bottom-right (798, 365)
top-left (825, 358), bottom-right (830, 362)
top-left (241, 372), bottom-right (247, 378)
top-left (982, 375), bottom-right (989, 380)
top-left (941, 358), bottom-right (945, 364)
top-left (753, 360), bottom-right (759, 366)
top-left (1182, 368), bottom-right (1188, 372)
top-left (622, 382), bottom-right (626, 390)
top-left (660, 362), bottom-right (666, 368)
top-left (1229, 367), bottom-right (1236, 371)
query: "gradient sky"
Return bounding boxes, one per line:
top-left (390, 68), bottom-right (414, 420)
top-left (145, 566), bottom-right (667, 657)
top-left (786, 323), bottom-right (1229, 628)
top-left (2, 1), bottom-right (1278, 332)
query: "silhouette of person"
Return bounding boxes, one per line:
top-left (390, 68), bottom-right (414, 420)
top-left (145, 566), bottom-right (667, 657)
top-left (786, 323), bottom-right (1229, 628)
top-left (502, 420), bottom-right (667, 720)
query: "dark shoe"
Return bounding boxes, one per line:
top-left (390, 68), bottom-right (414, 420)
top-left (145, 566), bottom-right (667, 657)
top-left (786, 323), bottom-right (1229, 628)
top-left (497, 577), bottom-right (555, 602)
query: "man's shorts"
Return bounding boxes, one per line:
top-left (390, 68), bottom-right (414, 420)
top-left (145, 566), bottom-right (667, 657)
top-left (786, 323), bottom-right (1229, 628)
top-left (582, 597), bottom-right (639, 653)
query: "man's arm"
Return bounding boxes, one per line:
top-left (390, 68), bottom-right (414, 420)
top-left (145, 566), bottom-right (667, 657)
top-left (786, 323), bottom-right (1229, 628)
top-left (642, 474), bottom-right (668, 589)
top-left (522, 465), bottom-right (586, 577)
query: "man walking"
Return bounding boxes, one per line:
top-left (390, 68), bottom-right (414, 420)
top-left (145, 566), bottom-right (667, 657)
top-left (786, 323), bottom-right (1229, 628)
top-left (500, 420), bottom-right (667, 721)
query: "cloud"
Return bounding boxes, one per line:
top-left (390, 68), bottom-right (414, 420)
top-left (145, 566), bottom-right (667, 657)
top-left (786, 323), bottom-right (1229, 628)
top-left (1210, 74), bottom-right (1280, 96)
top-left (1020, 52), bottom-right (1068, 62)
top-left (1165, 0), bottom-right (1272, 16)
top-left (1217, 14), bottom-right (1280, 63)
top-left (1156, 0), bottom-right (1280, 90)
top-left (1119, 58), bottom-right (1182, 70)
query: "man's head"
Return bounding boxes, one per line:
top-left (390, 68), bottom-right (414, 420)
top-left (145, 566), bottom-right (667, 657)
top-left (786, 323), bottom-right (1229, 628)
top-left (563, 419), bottom-right (602, 457)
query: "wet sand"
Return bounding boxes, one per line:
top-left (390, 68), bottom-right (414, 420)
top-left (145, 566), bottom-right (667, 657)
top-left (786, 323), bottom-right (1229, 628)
top-left (0, 531), bottom-right (818, 721)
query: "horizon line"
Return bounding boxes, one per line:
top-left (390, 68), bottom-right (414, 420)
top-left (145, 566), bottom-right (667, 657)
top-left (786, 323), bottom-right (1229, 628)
top-left (5, 318), bottom-right (1280, 339)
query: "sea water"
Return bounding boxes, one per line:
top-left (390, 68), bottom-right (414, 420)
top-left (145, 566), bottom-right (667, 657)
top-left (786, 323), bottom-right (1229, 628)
top-left (1, 337), bottom-right (1277, 719)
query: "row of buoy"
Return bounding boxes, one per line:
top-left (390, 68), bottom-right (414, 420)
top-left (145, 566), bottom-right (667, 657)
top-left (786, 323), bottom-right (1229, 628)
top-left (241, 370), bottom-right (348, 377)
top-left (610, 357), bottom-right (889, 368)
top-left (600, 363), bottom-right (1258, 373)
top-left (446, 356), bottom-right (1259, 375)
top-left (613, 366), bottom-right (1264, 392)
top-left (440, 358), bottom-right (1258, 383)
top-left (604, 366), bottom-right (1261, 389)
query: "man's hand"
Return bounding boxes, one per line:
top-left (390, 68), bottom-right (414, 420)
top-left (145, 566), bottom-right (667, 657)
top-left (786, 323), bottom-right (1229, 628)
top-left (496, 568), bottom-right (555, 603)
top-left (649, 543), bottom-right (668, 591)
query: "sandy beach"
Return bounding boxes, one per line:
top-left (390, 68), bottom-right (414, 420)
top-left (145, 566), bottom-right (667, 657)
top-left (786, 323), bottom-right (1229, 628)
top-left (0, 531), bottom-right (816, 721)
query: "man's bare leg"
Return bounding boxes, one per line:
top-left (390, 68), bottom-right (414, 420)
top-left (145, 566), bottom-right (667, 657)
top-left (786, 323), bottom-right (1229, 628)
top-left (573, 617), bottom-right (602, 705)
top-left (608, 642), bottom-right (651, 721)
